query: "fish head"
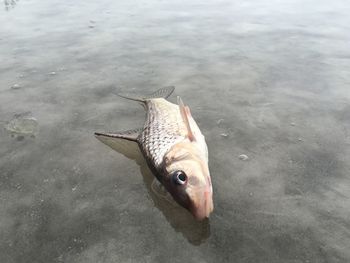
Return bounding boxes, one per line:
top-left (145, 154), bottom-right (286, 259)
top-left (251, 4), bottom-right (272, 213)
top-left (162, 142), bottom-right (213, 220)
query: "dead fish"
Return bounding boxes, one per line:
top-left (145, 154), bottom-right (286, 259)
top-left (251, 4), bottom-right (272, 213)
top-left (95, 87), bottom-right (213, 220)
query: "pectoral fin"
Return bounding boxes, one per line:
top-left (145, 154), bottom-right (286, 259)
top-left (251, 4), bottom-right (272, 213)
top-left (177, 96), bottom-right (195, 141)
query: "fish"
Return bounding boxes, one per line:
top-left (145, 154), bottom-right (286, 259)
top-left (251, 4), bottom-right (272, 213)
top-left (95, 87), bottom-right (213, 220)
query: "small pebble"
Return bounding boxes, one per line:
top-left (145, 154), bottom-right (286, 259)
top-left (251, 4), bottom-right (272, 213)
top-left (72, 186), bottom-right (77, 191)
top-left (11, 83), bottom-right (21, 89)
top-left (298, 138), bottom-right (303, 142)
top-left (239, 154), bottom-right (249, 161)
top-left (249, 192), bottom-right (253, 196)
top-left (220, 133), bottom-right (228, 137)
top-left (49, 71), bottom-right (56, 76)
top-left (290, 122), bottom-right (296, 126)
top-left (217, 119), bottom-right (224, 126)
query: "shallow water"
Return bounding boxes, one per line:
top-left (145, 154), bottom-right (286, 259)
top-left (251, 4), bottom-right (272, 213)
top-left (1, 0), bottom-right (350, 262)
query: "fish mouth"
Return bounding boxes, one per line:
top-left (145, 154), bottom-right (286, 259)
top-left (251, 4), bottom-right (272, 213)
top-left (190, 189), bottom-right (214, 220)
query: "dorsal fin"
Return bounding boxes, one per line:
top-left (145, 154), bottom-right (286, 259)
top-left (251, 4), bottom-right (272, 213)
top-left (94, 128), bottom-right (142, 142)
top-left (177, 96), bottom-right (195, 141)
top-left (118, 86), bottom-right (175, 102)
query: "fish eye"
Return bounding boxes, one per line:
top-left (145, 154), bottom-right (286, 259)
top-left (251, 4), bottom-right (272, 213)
top-left (172, 170), bottom-right (187, 185)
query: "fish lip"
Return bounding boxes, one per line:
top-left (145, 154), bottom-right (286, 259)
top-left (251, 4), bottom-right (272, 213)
top-left (192, 211), bottom-right (210, 221)
top-left (190, 190), bottom-right (214, 220)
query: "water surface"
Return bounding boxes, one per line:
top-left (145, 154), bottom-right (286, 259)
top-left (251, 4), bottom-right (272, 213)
top-left (1, 0), bottom-right (350, 262)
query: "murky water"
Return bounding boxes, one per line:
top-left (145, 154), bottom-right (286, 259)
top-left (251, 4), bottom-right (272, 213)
top-left (1, 0), bottom-right (350, 262)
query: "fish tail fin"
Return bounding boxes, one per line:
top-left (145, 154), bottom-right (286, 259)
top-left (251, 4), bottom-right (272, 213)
top-left (94, 129), bottom-right (143, 161)
top-left (147, 86), bottom-right (175, 99)
top-left (118, 86), bottom-right (175, 102)
top-left (94, 128), bottom-right (142, 143)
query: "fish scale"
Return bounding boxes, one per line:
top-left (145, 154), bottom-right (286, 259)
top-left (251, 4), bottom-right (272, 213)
top-left (138, 99), bottom-right (186, 173)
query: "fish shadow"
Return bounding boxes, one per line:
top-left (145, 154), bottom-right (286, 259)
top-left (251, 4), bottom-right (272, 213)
top-left (99, 136), bottom-right (210, 245)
